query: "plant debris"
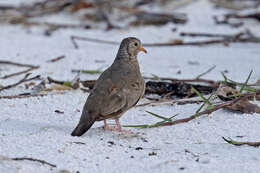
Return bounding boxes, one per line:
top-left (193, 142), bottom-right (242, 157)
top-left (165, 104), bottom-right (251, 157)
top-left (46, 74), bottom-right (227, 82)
top-left (130, 12), bottom-right (187, 26)
top-left (145, 81), bottom-right (217, 99)
top-left (11, 157), bottom-right (56, 167)
top-left (0, 74), bottom-right (41, 92)
top-left (47, 55), bottom-right (66, 63)
top-left (148, 152), bottom-right (157, 156)
top-left (0, 60), bottom-right (39, 79)
top-left (223, 137), bottom-right (260, 147)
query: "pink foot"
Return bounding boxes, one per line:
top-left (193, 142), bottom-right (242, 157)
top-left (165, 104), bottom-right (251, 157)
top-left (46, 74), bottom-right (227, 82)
top-left (115, 118), bottom-right (133, 134)
top-left (103, 120), bottom-right (117, 131)
top-left (103, 119), bottom-right (132, 134)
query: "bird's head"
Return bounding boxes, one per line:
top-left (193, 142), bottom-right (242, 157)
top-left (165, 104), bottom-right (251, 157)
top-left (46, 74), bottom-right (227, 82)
top-left (116, 37), bottom-right (147, 61)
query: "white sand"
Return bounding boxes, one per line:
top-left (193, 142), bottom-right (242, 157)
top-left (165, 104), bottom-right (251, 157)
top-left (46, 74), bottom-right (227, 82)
top-left (0, 0), bottom-right (260, 173)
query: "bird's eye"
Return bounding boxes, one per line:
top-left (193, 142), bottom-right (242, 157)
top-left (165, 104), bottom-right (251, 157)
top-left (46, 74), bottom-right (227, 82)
top-left (134, 42), bottom-right (138, 46)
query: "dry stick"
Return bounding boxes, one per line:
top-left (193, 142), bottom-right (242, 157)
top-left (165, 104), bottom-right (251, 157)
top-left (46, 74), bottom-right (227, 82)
top-left (0, 60), bottom-right (38, 68)
top-left (0, 92), bottom-right (65, 99)
top-left (143, 38), bottom-right (260, 47)
top-left (0, 93), bottom-right (53, 99)
top-left (47, 55), bottom-right (65, 63)
top-left (0, 66), bottom-right (39, 79)
top-left (0, 74), bottom-right (40, 92)
top-left (15, 20), bottom-right (91, 30)
top-left (143, 76), bottom-right (217, 85)
top-left (180, 32), bottom-right (244, 38)
top-left (47, 76), bottom-right (64, 85)
top-left (160, 90), bottom-right (260, 127)
top-left (11, 157), bottom-right (56, 168)
top-left (136, 99), bottom-right (203, 107)
top-left (70, 35), bottom-right (260, 49)
top-left (71, 35), bottom-right (118, 49)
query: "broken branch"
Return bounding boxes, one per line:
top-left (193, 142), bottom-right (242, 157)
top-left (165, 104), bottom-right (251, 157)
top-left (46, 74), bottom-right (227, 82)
top-left (47, 55), bottom-right (65, 63)
top-left (0, 66), bottom-right (39, 79)
top-left (161, 90), bottom-right (260, 127)
top-left (0, 74), bottom-right (41, 92)
top-left (11, 157), bottom-right (56, 167)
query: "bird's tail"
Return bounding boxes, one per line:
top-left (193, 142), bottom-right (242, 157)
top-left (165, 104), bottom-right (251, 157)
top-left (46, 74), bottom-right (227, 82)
top-left (71, 110), bottom-right (96, 136)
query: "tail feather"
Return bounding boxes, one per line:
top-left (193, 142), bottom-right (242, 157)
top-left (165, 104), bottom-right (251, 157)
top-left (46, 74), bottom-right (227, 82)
top-left (71, 120), bottom-right (95, 136)
top-left (71, 109), bottom-right (96, 136)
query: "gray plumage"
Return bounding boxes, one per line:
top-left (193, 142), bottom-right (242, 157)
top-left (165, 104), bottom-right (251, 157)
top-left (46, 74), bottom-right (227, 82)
top-left (71, 37), bottom-right (146, 136)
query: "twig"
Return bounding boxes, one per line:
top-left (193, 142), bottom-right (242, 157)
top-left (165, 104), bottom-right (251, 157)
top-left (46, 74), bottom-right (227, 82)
top-left (135, 98), bottom-right (203, 107)
top-left (143, 76), bottom-right (217, 85)
top-left (0, 74), bottom-right (41, 92)
top-left (0, 66), bottom-right (39, 79)
top-left (226, 13), bottom-right (260, 22)
top-left (131, 91), bottom-right (260, 127)
top-left (11, 157), bottom-right (56, 167)
top-left (180, 32), bottom-right (243, 38)
top-left (213, 16), bottom-right (244, 28)
top-left (71, 35), bottom-right (118, 49)
top-left (0, 92), bottom-right (65, 99)
top-left (222, 137), bottom-right (260, 147)
top-left (47, 76), bottom-right (64, 85)
top-left (70, 35), bottom-right (260, 49)
top-left (0, 60), bottom-right (38, 68)
top-left (47, 55), bottom-right (65, 63)
top-left (160, 90), bottom-right (260, 127)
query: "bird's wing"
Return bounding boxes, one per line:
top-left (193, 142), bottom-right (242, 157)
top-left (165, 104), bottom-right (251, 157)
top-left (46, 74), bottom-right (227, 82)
top-left (86, 66), bottom-right (129, 120)
top-left (99, 86), bottom-right (128, 118)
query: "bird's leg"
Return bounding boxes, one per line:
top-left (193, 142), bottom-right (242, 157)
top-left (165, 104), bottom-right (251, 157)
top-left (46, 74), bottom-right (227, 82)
top-left (115, 118), bottom-right (122, 131)
top-left (115, 118), bottom-right (132, 134)
top-left (103, 120), bottom-right (109, 130)
top-left (103, 120), bottom-right (116, 131)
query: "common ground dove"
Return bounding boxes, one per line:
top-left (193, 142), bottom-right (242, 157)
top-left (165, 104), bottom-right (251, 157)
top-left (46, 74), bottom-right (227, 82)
top-left (71, 37), bottom-right (147, 136)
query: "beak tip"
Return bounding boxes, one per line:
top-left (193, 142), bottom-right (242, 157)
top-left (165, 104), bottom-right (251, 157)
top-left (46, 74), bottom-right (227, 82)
top-left (140, 47), bottom-right (147, 54)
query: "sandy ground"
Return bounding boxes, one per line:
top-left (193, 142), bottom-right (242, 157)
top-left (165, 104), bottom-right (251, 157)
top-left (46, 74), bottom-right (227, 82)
top-left (0, 0), bottom-right (260, 173)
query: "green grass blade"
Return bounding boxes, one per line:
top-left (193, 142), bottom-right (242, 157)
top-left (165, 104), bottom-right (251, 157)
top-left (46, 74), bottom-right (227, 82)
top-left (123, 124), bottom-right (149, 128)
top-left (63, 81), bottom-right (72, 87)
top-left (124, 113), bottom-right (178, 129)
top-left (191, 86), bottom-right (213, 108)
top-left (72, 69), bottom-right (102, 74)
top-left (81, 69), bottom-right (102, 74)
top-left (221, 72), bottom-right (228, 83)
top-left (145, 111), bottom-right (172, 121)
top-left (239, 70), bottom-right (253, 93)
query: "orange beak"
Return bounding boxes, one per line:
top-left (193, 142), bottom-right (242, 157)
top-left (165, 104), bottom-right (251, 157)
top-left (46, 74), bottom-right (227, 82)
top-left (139, 46), bottom-right (147, 53)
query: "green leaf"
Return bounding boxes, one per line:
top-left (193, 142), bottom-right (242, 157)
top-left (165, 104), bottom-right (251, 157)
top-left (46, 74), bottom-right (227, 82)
top-left (222, 137), bottom-right (260, 147)
top-left (151, 74), bottom-right (159, 80)
top-left (124, 113), bottom-right (178, 129)
top-left (191, 86), bottom-right (213, 109)
top-left (72, 69), bottom-right (102, 74)
top-left (221, 72), bottom-right (228, 83)
top-left (81, 69), bottom-right (102, 74)
top-left (145, 111), bottom-right (172, 121)
top-left (239, 70), bottom-right (253, 93)
top-left (63, 81), bottom-right (72, 87)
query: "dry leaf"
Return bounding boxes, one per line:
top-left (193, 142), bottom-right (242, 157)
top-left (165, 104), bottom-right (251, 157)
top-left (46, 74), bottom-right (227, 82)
top-left (227, 98), bottom-right (260, 114)
top-left (49, 83), bottom-right (72, 91)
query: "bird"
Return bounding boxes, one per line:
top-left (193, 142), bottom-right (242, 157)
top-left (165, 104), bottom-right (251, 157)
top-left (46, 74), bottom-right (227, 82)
top-left (71, 37), bottom-right (147, 136)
